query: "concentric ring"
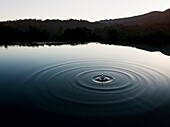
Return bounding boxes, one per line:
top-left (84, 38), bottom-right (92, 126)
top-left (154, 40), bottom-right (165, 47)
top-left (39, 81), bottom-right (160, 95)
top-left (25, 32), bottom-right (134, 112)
top-left (23, 59), bottom-right (170, 117)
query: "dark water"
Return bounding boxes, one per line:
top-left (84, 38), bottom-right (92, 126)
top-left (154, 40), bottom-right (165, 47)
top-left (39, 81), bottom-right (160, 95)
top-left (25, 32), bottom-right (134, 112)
top-left (0, 43), bottom-right (170, 126)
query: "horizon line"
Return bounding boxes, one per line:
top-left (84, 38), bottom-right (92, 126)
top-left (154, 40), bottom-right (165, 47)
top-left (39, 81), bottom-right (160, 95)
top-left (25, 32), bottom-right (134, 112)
top-left (0, 8), bottom-right (169, 23)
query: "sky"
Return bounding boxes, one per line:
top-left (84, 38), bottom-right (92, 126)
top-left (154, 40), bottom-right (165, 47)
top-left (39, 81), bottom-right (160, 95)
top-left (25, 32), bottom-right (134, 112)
top-left (0, 0), bottom-right (169, 22)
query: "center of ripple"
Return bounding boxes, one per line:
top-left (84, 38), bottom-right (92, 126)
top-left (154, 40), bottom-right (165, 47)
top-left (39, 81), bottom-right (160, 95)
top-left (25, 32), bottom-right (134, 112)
top-left (92, 74), bottom-right (115, 84)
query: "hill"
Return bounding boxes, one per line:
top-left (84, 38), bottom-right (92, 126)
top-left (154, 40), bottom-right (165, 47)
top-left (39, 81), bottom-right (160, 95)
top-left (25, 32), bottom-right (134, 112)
top-left (0, 9), bottom-right (170, 55)
top-left (2, 19), bottom-right (103, 34)
top-left (99, 8), bottom-right (170, 25)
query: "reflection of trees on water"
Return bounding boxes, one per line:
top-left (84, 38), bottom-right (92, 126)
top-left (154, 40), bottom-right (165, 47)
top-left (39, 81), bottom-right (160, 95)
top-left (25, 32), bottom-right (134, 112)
top-left (0, 20), bottom-right (170, 55)
top-left (1, 42), bottom-right (170, 56)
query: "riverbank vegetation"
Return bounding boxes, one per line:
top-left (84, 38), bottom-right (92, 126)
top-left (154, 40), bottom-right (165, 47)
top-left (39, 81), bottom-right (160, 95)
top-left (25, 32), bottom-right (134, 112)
top-left (0, 19), bottom-right (170, 55)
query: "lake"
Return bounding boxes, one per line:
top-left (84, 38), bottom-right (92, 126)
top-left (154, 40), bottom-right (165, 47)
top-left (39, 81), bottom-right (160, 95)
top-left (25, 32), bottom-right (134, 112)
top-left (0, 43), bottom-right (170, 126)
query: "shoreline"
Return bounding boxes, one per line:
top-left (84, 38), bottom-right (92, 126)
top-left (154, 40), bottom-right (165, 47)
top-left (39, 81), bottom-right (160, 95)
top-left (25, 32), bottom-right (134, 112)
top-left (1, 41), bottom-right (170, 56)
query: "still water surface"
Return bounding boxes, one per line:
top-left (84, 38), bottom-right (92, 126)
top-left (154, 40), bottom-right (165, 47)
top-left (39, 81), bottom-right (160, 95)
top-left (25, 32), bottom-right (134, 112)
top-left (0, 43), bottom-right (170, 126)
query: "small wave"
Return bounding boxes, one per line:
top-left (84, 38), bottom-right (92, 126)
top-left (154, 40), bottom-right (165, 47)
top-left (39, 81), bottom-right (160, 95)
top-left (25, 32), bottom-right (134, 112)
top-left (23, 59), bottom-right (170, 117)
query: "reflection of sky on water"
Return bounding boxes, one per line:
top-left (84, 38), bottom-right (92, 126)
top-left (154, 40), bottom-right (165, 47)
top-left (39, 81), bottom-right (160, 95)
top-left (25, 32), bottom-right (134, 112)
top-left (0, 43), bottom-right (170, 118)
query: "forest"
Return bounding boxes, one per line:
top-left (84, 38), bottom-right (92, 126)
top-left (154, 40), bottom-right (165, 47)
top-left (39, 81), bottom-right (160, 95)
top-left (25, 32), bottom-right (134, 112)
top-left (0, 19), bottom-right (170, 53)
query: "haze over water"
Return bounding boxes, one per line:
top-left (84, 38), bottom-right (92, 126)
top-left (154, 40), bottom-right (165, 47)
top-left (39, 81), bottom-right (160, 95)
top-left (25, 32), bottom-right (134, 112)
top-left (0, 43), bottom-right (170, 126)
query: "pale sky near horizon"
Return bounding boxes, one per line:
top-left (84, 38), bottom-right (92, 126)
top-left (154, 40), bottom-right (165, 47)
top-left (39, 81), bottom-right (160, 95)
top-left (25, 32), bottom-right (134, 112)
top-left (0, 0), bottom-right (169, 22)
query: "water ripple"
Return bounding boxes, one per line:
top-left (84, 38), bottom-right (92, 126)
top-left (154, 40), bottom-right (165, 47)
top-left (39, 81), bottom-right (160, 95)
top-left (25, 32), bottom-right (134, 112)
top-left (23, 59), bottom-right (170, 117)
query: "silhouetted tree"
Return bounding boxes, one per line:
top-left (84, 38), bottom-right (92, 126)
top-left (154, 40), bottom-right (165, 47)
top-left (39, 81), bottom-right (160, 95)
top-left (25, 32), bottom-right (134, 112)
top-left (104, 28), bottom-right (119, 44)
top-left (0, 19), bottom-right (170, 50)
top-left (56, 26), bottom-right (63, 41)
top-left (63, 27), bottom-right (91, 42)
top-left (147, 31), bottom-right (170, 47)
top-left (0, 24), bottom-right (21, 43)
top-left (25, 25), bottom-right (50, 42)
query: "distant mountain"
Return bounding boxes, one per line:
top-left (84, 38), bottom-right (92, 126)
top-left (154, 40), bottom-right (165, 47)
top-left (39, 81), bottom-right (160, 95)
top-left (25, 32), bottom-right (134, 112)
top-left (99, 8), bottom-right (170, 25)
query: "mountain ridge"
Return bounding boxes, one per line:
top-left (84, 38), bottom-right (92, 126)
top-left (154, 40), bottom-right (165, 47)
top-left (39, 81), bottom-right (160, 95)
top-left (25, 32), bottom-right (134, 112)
top-left (99, 8), bottom-right (170, 25)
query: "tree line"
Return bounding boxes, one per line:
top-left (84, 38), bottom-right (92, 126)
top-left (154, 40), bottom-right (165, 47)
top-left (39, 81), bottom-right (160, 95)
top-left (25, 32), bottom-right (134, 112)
top-left (0, 22), bottom-right (170, 48)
